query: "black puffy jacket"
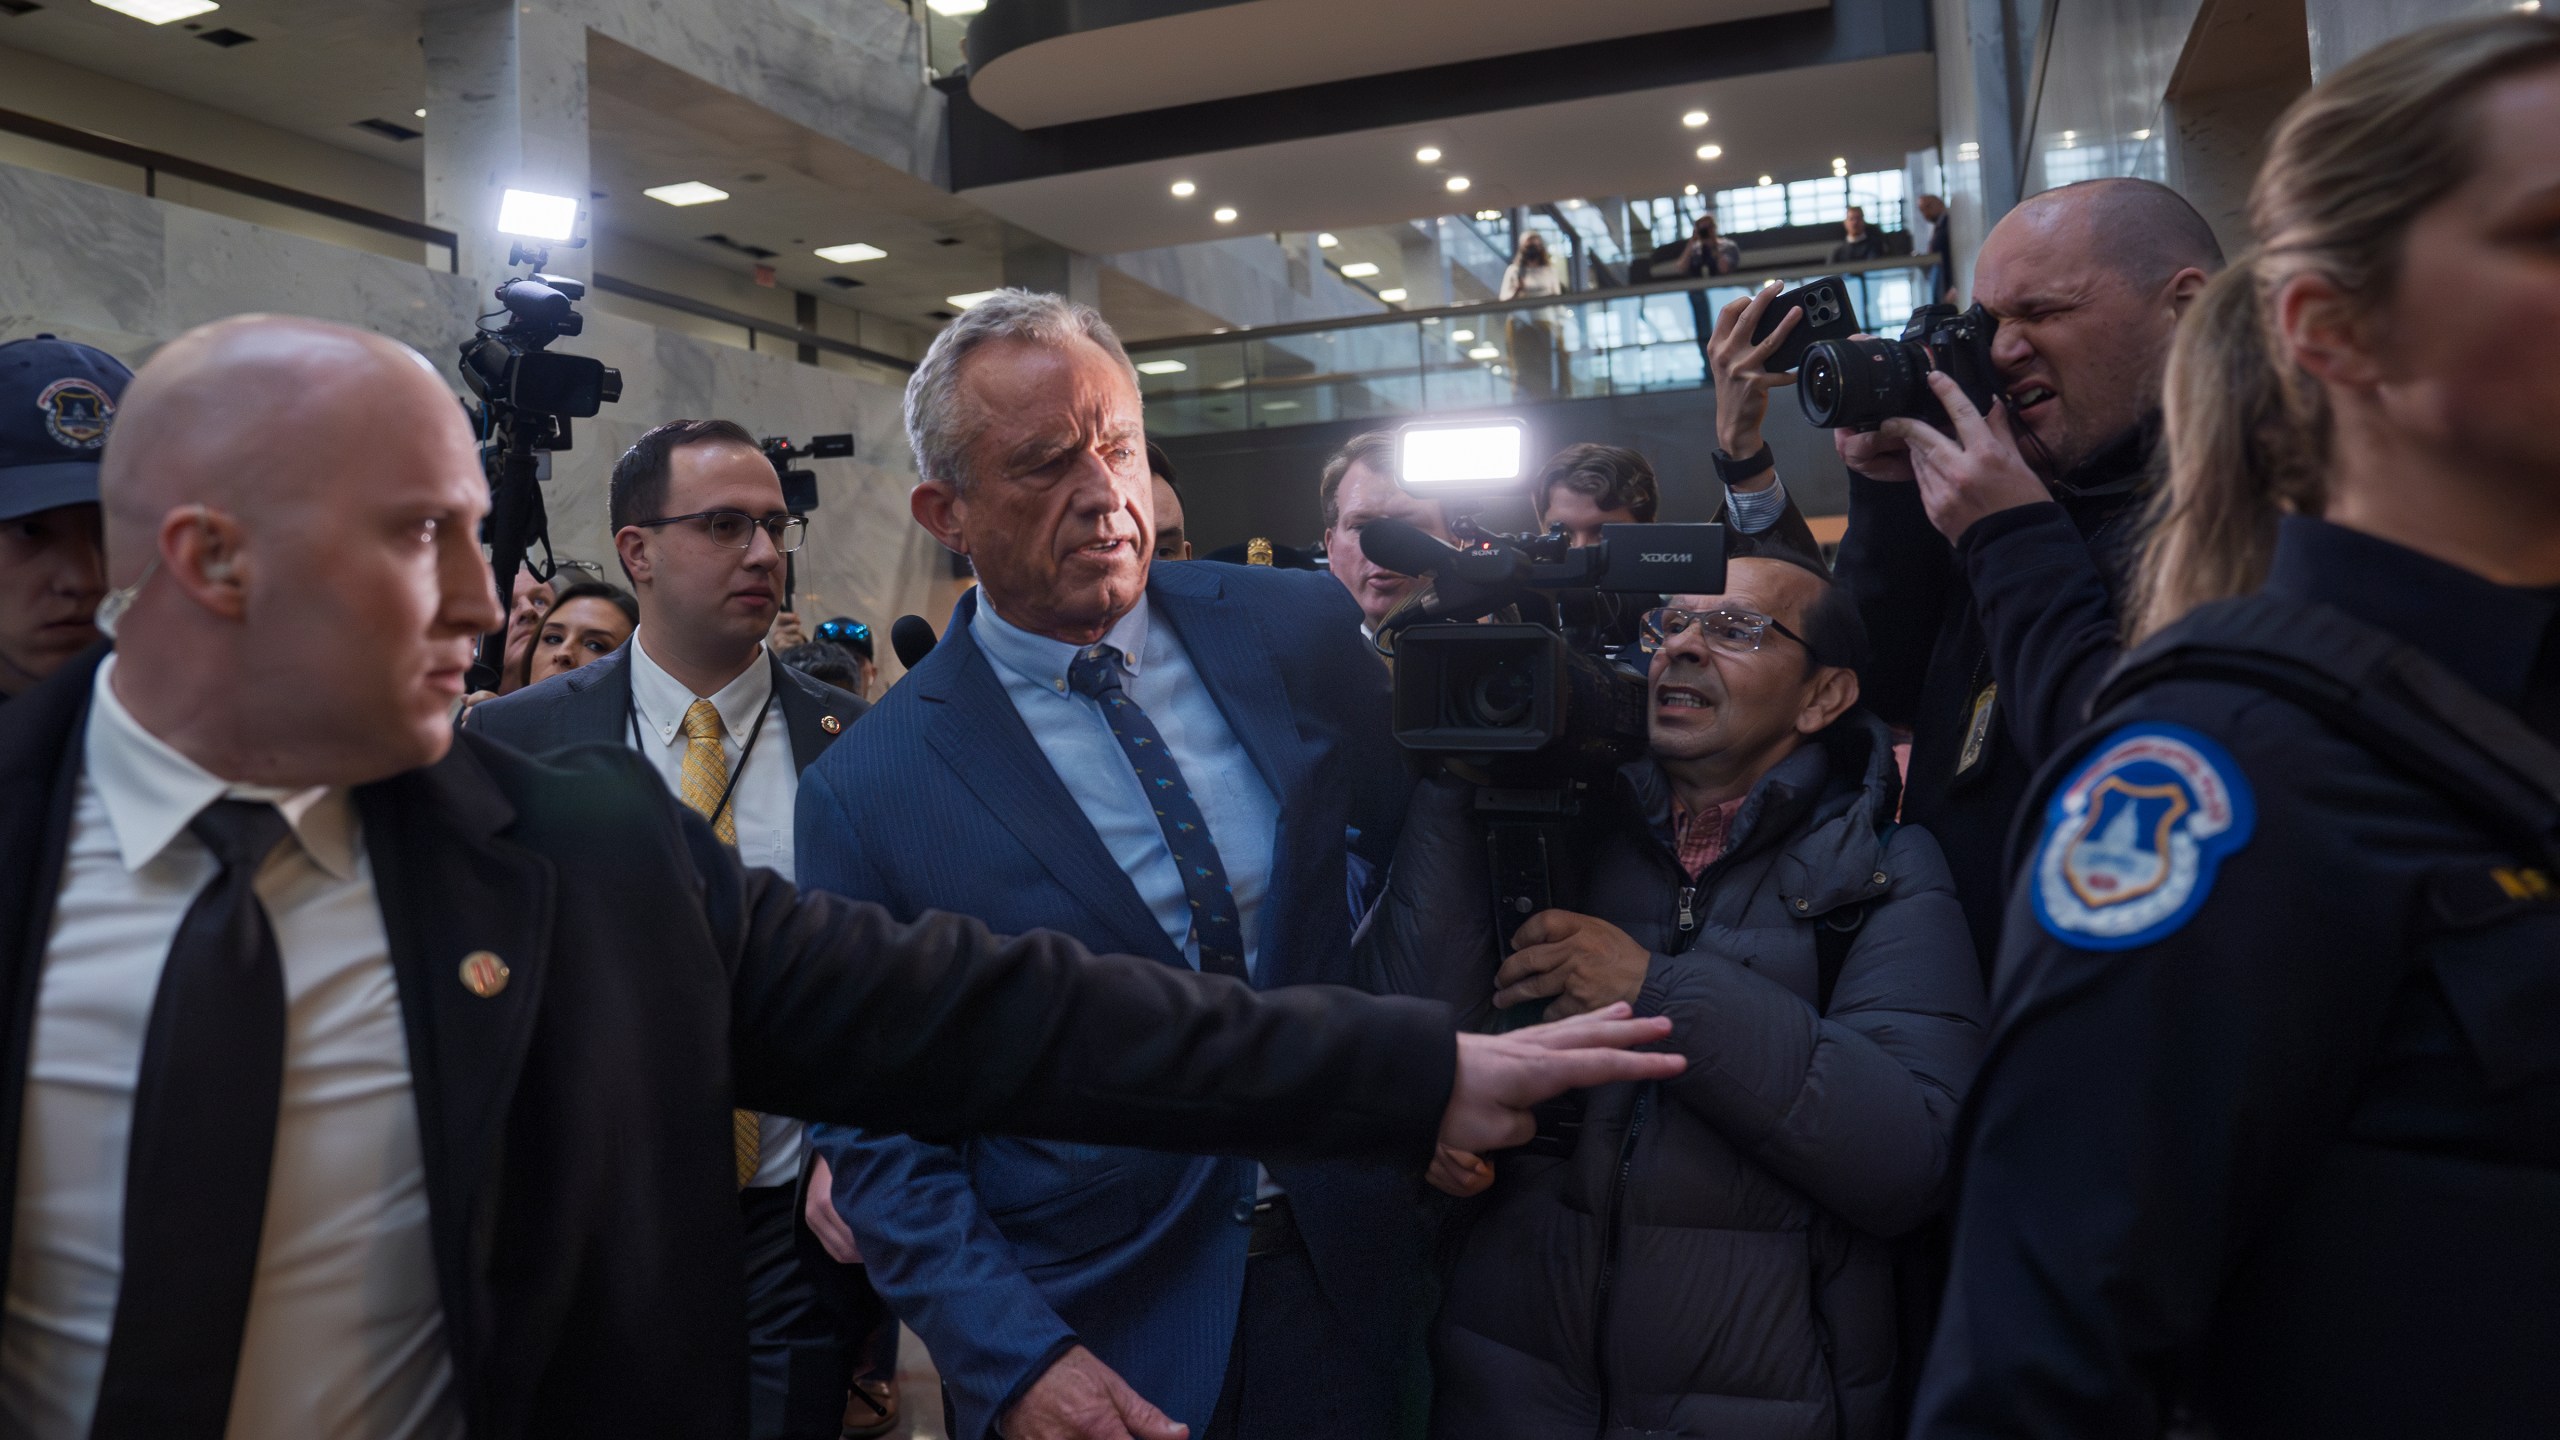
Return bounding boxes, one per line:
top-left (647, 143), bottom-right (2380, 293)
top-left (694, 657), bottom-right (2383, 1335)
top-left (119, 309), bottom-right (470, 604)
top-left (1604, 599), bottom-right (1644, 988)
top-left (1427, 711), bottom-right (1987, 1440)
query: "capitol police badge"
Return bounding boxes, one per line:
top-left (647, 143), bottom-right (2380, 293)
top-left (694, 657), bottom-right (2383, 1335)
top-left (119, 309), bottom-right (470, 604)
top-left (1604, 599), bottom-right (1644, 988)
top-left (2031, 723), bottom-right (2255, 950)
top-left (36, 377), bottom-right (115, 451)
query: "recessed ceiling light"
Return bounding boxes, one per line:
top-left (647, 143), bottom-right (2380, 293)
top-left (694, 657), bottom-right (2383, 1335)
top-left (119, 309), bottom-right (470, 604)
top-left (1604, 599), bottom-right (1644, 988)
top-left (413, 108), bottom-right (427, 118)
top-left (1170, 180), bottom-right (1196, 197)
top-left (1474, 209), bottom-right (1500, 221)
top-left (644, 181), bottom-right (730, 207)
top-left (926, 0), bottom-right (986, 12)
top-left (1451, 329), bottom-right (1475, 343)
top-left (1682, 110), bottom-right (1709, 128)
top-left (1445, 176), bottom-right (1471, 193)
top-left (496, 188), bottom-right (578, 241)
top-left (1695, 145), bottom-right (1722, 161)
top-left (1415, 146), bottom-right (1442, 164)
top-left (946, 291), bottom-right (1002, 310)
top-left (1379, 288), bottom-right (1408, 303)
top-left (814, 242), bottom-right (886, 263)
top-left (91, 0), bottom-right (219, 22)
top-left (1340, 261), bottom-right (1381, 278)
top-left (1758, 174), bottom-right (1774, 186)
top-left (1135, 359), bottom-right (1188, 375)
top-left (2132, 127), bottom-right (2152, 140)
top-left (1684, 183), bottom-right (1699, 195)
top-left (1831, 157), bottom-right (1849, 176)
top-left (1263, 400), bottom-right (1301, 412)
top-left (1468, 345), bottom-right (1501, 360)
top-left (1316, 232), bottom-right (1339, 248)
top-left (1213, 206), bottom-right (1238, 223)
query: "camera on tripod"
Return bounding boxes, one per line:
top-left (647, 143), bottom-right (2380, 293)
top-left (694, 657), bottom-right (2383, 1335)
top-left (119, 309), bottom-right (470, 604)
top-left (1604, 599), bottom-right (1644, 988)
top-left (456, 238), bottom-right (624, 692)
top-left (760, 433), bottom-right (854, 611)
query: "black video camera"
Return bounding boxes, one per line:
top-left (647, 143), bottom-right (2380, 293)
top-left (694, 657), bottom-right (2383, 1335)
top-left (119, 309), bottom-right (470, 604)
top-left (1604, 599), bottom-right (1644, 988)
top-left (1798, 302), bottom-right (2001, 435)
top-left (760, 433), bottom-right (854, 609)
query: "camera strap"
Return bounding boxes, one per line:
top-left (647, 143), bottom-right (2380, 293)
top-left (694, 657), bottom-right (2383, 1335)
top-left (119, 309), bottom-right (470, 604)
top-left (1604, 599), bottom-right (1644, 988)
top-left (625, 653), bottom-right (780, 844)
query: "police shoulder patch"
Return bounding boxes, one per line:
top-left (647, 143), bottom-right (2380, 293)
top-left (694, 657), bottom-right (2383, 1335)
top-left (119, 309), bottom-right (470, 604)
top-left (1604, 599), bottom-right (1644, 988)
top-left (2031, 722), bottom-right (2256, 950)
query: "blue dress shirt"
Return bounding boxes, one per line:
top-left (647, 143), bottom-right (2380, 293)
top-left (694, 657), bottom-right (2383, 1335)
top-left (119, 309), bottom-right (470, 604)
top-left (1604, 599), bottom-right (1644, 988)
top-left (972, 594), bottom-right (1281, 979)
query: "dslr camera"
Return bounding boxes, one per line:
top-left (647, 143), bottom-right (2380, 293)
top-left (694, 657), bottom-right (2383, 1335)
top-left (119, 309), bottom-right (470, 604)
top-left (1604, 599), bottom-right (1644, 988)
top-left (1797, 302), bottom-right (2002, 435)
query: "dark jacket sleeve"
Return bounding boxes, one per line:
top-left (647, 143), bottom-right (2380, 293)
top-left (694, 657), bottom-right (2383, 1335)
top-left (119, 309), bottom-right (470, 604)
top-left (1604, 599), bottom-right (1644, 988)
top-left (1914, 693), bottom-right (2416, 1440)
top-left (696, 788), bottom-right (1457, 1165)
top-left (1957, 501), bottom-right (2127, 770)
top-left (1353, 776), bottom-right (1501, 1021)
top-left (1832, 471), bottom-right (1954, 728)
top-left (1713, 483), bottom-right (1828, 573)
top-left (1635, 825), bottom-right (1986, 1237)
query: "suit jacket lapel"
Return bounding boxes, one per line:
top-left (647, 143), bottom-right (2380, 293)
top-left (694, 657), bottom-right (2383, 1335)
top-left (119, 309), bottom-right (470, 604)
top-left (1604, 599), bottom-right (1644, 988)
top-left (916, 601), bottom-right (1181, 966)
top-left (354, 740), bottom-right (556, 1402)
top-left (558, 646), bottom-right (636, 748)
top-left (1149, 568), bottom-right (1320, 806)
top-left (0, 644), bottom-right (106, 1292)
top-left (771, 661), bottom-right (837, 776)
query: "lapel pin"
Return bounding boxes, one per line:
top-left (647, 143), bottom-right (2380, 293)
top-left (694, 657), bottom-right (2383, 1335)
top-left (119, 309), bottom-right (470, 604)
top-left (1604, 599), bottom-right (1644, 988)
top-left (820, 714), bottom-right (843, 734)
top-left (459, 950), bottom-right (511, 998)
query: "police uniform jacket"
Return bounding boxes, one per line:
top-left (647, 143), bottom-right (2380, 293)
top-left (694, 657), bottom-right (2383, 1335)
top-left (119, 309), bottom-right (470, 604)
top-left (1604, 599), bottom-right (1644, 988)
top-left (1916, 517), bottom-right (2560, 1440)
top-left (1429, 711), bottom-right (1986, 1440)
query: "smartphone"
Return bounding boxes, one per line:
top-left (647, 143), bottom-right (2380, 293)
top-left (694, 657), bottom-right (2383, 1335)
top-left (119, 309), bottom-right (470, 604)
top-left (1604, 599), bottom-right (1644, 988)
top-left (1748, 276), bottom-right (1862, 374)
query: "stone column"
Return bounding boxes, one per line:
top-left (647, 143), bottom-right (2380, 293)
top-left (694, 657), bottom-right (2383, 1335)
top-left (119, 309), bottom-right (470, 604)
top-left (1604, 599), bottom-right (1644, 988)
top-left (424, 1), bottom-right (592, 287)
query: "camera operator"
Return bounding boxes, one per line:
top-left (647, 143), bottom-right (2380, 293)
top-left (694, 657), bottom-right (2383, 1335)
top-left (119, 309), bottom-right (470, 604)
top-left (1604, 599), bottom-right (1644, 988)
top-left (0, 336), bottom-right (130, 708)
top-left (1419, 554), bottom-right (1986, 1440)
top-left (1707, 178), bottom-right (2222, 959)
top-left (1322, 430), bottom-right (1454, 641)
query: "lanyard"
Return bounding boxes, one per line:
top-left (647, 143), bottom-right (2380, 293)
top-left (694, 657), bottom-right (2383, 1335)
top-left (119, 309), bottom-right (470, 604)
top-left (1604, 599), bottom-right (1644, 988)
top-left (627, 654), bottom-right (779, 843)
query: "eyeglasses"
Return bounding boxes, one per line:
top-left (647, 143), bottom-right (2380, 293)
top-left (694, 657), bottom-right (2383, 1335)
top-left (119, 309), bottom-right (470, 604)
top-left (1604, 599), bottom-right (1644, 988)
top-left (815, 619), bottom-right (871, 647)
top-left (629, 509), bottom-right (807, 553)
top-left (1640, 606), bottom-right (1819, 662)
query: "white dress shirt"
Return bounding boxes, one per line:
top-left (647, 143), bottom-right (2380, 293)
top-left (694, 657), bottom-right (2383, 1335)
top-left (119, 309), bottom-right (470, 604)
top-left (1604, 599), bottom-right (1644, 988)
top-left (1, 655), bottom-right (454, 1440)
top-left (624, 631), bottom-right (805, 1187)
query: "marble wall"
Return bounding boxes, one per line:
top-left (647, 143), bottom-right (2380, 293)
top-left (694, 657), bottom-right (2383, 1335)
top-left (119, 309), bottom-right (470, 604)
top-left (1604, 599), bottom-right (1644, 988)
top-left (0, 158), bottom-right (957, 679)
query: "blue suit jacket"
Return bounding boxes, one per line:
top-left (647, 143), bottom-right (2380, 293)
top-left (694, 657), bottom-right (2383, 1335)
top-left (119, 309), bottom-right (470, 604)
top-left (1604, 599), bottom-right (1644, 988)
top-left (795, 562), bottom-right (1419, 1440)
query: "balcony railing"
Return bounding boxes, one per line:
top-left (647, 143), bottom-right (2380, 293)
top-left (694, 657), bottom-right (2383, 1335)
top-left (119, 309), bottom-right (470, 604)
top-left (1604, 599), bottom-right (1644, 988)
top-left (1122, 256), bottom-right (1933, 434)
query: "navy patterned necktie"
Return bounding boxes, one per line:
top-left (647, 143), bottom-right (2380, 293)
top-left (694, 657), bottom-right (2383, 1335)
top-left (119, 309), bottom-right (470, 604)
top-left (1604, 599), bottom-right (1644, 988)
top-left (1067, 643), bottom-right (1250, 982)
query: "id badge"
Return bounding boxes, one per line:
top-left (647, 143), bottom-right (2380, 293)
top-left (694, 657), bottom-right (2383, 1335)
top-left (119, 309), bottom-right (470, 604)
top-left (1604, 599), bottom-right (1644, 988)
top-left (1957, 682), bottom-right (1998, 775)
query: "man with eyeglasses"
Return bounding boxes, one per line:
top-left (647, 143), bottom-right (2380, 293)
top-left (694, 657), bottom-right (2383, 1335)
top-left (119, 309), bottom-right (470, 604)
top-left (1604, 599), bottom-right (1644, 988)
top-left (1418, 552), bottom-right (1986, 1440)
top-left (466, 416), bottom-right (878, 1440)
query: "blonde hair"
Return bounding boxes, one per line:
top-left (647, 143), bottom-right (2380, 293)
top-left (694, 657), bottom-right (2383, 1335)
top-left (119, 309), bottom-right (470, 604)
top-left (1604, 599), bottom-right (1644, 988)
top-left (2131, 13), bottom-right (2560, 640)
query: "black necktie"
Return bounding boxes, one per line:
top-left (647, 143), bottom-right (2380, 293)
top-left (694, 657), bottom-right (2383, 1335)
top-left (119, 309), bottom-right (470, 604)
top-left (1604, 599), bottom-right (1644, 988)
top-left (90, 799), bottom-right (292, 1440)
top-left (1066, 645), bottom-right (1251, 981)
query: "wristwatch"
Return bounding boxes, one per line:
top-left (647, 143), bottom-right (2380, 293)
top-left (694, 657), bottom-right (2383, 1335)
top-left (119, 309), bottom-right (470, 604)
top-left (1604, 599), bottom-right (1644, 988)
top-left (1712, 443), bottom-right (1775, 486)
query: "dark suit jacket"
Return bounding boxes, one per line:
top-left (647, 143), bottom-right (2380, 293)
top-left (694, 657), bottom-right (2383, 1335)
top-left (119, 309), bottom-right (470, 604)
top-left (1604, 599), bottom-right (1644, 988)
top-left (460, 642), bottom-right (868, 775)
top-left (796, 562), bottom-right (1422, 1439)
top-left (0, 647), bottom-right (1454, 1440)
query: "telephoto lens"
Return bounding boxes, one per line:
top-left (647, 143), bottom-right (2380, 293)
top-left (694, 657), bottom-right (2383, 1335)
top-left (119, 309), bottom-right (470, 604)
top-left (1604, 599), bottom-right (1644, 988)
top-left (1798, 336), bottom-right (1940, 430)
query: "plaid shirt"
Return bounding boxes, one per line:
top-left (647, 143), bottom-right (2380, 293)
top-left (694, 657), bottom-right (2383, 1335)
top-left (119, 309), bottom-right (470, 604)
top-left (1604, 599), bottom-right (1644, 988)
top-left (1670, 794), bottom-right (1748, 880)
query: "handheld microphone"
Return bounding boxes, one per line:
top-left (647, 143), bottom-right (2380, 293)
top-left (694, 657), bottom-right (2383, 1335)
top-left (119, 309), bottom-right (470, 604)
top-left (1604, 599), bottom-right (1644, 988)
top-left (1357, 517), bottom-right (1463, 579)
top-left (890, 614), bottom-right (938, 670)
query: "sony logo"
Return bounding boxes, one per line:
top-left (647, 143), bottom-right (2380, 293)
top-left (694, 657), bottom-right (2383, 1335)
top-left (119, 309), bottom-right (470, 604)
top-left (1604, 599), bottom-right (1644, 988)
top-left (1638, 551), bottom-right (1693, 563)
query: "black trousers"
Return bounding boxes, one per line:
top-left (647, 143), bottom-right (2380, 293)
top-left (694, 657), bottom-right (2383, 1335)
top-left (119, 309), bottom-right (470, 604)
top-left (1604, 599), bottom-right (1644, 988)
top-left (742, 1182), bottom-right (891, 1440)
top-left (1203, 1198), bottom-right (1394, 1440)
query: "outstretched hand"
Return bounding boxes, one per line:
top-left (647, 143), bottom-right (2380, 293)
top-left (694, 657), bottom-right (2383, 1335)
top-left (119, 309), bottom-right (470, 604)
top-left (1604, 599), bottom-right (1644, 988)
top-left (1441, 1004), bottom-right (1683, 1156)
top-left (1877, 371), bottom-right (2048, 542)
top-left (1002, 1345), bottom-right (1188, 1440)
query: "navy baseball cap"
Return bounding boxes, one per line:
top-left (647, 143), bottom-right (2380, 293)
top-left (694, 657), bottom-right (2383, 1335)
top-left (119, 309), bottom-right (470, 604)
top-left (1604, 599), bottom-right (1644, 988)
top-left (2, 335), bottom-right (134, 522)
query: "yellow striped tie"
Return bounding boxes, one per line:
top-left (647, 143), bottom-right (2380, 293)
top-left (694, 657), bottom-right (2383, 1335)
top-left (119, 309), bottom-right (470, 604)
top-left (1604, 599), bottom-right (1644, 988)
top-left (677, 699), bottom-right (760, 1186)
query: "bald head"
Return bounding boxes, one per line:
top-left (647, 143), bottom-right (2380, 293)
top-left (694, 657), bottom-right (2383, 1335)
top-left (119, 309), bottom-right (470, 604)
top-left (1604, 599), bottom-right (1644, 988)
top-left (99, 314), bottom-right (501, 787)
top-left (2001, 177), bottom-right (2224, 292)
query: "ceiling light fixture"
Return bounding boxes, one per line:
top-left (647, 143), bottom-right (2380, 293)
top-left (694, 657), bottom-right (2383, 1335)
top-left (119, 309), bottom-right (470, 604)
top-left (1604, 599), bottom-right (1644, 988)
top-left (1445, 176), bottom-right (1471, 193)
top-left (814, 242), bottom-right (886, 263)
top-left (414, 108), bottom-right (427, 119)
top-left (643, 181), bottom-right (730, 207)
top-left (926, 0), bottom-right (986, 13)
top-left (90, 0), bottom-right (219, 22)
top-left (1468, 345), bottom-right (1501, 361)
top-left (1451, 329), bottom-right (1475, 342)
top-left (1758, 174), bottom-right (1774, 186)
top-left (1682, 110), bottom-right (1709, 128)
top-left (1378, 288), bottom-right (1408, 303)
top-left (1169, 179), bottom-right (1196, 197)
top-left (946, 290), bottom-right (1003, 310)
top-left (1415, 146), bottom-right (1442, 164)
top-left (2131, 127), bottom-right (2152, 140)
top-left (1213, 206), bottom-right (1238, 223)
top-left (1831, 157), bottom-right (1849, 176)
top-left (1695, 145), bottom-right (1722, 161)
top-left (1316, 232), bottom-right (1339, 248)
top-left (1473, 209), bottom-right (1500, 221)
top-left (1684, 183), bottom-right (1699, 196)
top-left (495, 188), bottom-right (579, 241)
top-left (1340, 261), bottom-right (1381, 278)
top-left (1135, 360), bottom-right (1188, 375)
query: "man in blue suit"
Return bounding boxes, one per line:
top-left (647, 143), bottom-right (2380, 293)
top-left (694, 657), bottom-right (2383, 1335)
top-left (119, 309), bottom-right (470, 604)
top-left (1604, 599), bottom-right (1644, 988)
top-left (797, 290), bottom-right (1422, 1440)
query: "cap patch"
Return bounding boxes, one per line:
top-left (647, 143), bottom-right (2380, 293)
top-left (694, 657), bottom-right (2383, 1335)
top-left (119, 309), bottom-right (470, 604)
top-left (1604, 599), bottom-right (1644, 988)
top-left (36, 378), bottom-right (115, 451)
top-left (2031, 723), bottom-right (2256, 951)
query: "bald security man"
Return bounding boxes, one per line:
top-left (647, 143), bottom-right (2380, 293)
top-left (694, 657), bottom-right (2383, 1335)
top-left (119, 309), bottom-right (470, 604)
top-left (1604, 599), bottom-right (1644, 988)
top-left (0, 315), bottom-right (1685, 1440)
top-left (1706, 176), bottom-right (2223, 965)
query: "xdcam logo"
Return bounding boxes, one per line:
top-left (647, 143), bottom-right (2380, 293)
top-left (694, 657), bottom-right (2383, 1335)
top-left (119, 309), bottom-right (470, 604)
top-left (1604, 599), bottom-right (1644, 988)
top-left (1639, 551), bottom-right (1694, 564)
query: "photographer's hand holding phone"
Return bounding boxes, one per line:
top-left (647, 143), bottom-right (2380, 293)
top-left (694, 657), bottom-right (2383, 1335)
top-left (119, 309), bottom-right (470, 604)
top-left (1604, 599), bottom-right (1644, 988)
top-left (1877, 371), bottom-right (2051, 543)
top-left (1708, 281), bottom-right (1802, 464)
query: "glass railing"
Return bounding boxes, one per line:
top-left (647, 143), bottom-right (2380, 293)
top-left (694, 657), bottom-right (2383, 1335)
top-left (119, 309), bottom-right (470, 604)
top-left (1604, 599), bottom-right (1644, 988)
top-left (1126, 257), bottom-right (1930, 434)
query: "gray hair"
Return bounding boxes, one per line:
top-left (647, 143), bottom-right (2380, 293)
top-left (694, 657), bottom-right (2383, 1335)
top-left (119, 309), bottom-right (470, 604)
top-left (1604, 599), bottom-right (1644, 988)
top-left (903, 288), bottom-right (1137, 491)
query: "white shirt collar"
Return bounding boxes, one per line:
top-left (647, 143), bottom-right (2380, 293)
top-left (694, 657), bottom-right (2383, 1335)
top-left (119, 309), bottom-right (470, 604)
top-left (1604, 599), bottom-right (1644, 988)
top-left (85, 654), bottom-right (358, 880)
top-left (973, 593), bottom-right (1151, 696)
top-left (628, 628), bottom-right (774, 745)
